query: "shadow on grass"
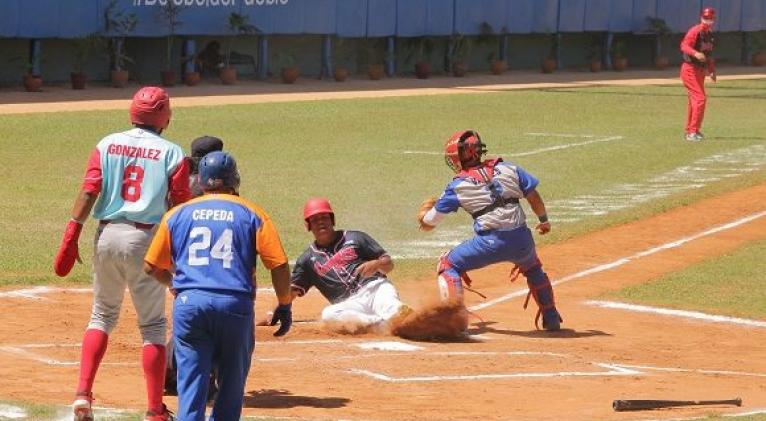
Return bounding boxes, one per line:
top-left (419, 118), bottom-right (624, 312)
top-left (467, 321), bottom-right (611, 339)
top-left (243, 389), bottom-right (350, 409)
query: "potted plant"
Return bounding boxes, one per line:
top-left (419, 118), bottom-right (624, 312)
top-left (478, 22), bottom-right (508, 75)
top-left (9, 56), bottom-right (43, 92)
top-left (70, 34), bottom-right (104, 90)
top-left (220, 12), bottom-right (259, 84)
top-left (104, 0), bottom-right (137, 88)
top-left (274, 52), bottom-right (299, 84)
top-left (612, 39), bottom-right (628, 71)
top-left (362, 38), bottom-right (387, 80)
top-left (541, 32), bottom-right (558, 73)
top-left (587, 33), bottom-right (603, 72)
top-left (332, 37), bottom-right (352, 82)
top-left (182, 55), bottom-right (201, 86)
top-left (449, 34), bottom-right (472, 77)
top-left (751, 35), bottom-right (766, 66)
top-left (156, 2), bottom-right (184, 86)
top-left (404, 37), bottom-right (435, 79)
top-left (646, 17), bottom-right (671, 70)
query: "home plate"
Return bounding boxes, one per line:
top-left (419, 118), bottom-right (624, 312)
top-left (355, 341), bottom-right (424, 351)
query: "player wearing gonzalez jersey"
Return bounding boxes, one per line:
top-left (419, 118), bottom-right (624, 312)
top-left (289, 198), bottom-right (411, 330)
top-left (144, 152), bottom-right (292, 421)
top-left (680, 7), bottom-right (717, 142)
top-left (417, 130), bottom-right (563, 331)
top-left (53, 87), bottom-right (189, 421)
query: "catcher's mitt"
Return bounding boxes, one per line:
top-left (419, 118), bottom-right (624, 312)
top-left (417, 197), bottom-right (437, 231)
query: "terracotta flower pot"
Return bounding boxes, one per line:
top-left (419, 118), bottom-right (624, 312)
top-left (70, 72), bottom-right (88, 90)
top-left (612, 57), bottom-right (628, 71)
top-left (752, 52), bottom-right (766, 66)
top-left (367, 64), bottom-right (385, 80)
top-left (654, 56), bottom-right (670, 70)
top-left (22, 75), bottom-right (43, 92)
top-left (490, 59), bottom-right (507, 75)
top-left (184, 72), bottom-right (201, 86)
top-left (541, 58), bottom-right (557, 74)
top-left (280, 67), bottom-right (299, 84)
top-left (160, 71), bottom-right (176, 87)
top-left (333, 67), bottom-right (349, 82)
top-left (589, 60), bottom-right (602, 73)
top-left (219, 67), bottom-right (237, 85)
top-left (110, 70), bottom-right (129, 88)
top-left (452, 62), bottom-right (468, 77)
top-left (414, 61), bottom-right (431, 79)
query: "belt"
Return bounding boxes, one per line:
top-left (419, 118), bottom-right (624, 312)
top-left (99, 220), bottom-right (155, 230)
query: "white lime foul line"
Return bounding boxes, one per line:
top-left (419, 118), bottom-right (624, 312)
top-left (349, 362), bottom-right (642, 382)
top-left (469, 210), bottom-right (766, 312)
top-left (585, 301), bottom-right (766, 328)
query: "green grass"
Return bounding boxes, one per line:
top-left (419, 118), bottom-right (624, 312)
top-left (0, 79), bottom-right (764, 285)
top-left (603, 240), bottom-right (766, 319)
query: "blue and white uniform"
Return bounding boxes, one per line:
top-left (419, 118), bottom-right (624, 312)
top-left (423, 158), bottom-right (562, 329)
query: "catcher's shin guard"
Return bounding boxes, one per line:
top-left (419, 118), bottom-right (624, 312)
top-left (522, 263), bottom-right (562, 331)
top-left (437, 254), bottom-right (464, 302)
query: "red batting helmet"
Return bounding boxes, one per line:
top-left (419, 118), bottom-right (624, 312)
top-left (130, 86), bottom-right (171, 131)
top-left (701, 7), bottom-right (716, 20)
top-left (444, 130), bottom-right (487, 173)
top-left (303, 198), bottom-right (335, 230)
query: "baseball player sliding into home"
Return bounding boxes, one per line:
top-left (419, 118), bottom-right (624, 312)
top-left (288, 198), bottom-right (412, 331)
top-left (53, 86), bottom-right (190, 421)
top-left (417, 130), bottom-right (563, 331)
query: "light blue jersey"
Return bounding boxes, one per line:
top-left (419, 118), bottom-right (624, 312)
top-left (91, 128), bottom-right (186, 224)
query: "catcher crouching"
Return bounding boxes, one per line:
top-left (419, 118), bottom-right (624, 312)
top-left (417, 130), bottom-right (563, 331)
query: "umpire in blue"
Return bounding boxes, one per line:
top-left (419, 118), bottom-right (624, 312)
top-left (144, 151), bottom-right (293, 420)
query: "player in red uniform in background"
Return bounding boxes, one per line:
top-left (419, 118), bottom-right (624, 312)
top-left (680, 7), bottom-right (716, 142)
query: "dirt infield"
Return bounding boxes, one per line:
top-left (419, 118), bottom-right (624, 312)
top-left (1, 66), bottom-right (764, 115)
top-left (1, 183), bottom-right (764, 420)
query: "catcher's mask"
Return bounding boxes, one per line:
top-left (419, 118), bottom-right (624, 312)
top-left (198, 151), bottom-right (240, 193)
top-left (444, 130), bottom-right (487, 173)
top-left (303, 198), bottom-right (335, 231)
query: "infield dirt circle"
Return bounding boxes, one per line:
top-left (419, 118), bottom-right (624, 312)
top-left (1, 71), bottom-right (765, 420)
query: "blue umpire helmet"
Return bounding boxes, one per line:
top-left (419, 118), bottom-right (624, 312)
top-left (198, 151), bottom-right (240, 192)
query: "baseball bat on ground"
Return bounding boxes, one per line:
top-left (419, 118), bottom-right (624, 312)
top-left (613, 398), bottom-right (742, 411)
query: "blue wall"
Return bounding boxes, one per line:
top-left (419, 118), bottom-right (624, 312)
top-left (0, 0), bottom-right (764, 38)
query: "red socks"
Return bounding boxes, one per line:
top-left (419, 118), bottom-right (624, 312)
top-left (142, 344), bottom-right (167, 414)
top-left (75, 329), bottom-right (109, 396)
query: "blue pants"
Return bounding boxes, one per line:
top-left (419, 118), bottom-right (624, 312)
top-left (444, 226), bottom-right (560, 327)
top-left (173, 289), bottom-right (255, 421)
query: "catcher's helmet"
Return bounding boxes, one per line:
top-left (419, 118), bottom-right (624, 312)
top-left (303, 198), bottom-right (335, 230)
top-left (444, 130), bottom-right (487, 173)
top-left (130, 86), bottom-right (171, 131)
top-left (701, 7), bottom-right (716, 20)
top-left (198, 151), bottom-right (240, 192)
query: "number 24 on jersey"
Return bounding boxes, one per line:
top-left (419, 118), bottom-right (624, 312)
top-left (188, 227), bottom-right (233, 268)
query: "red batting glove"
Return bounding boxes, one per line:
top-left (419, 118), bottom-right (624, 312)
top-left (53, 220), bottom-right (84, 277)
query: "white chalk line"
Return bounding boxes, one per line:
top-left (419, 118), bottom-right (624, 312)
top-left (548, 144), bottom-right (766, 221)
top-left (0, 404), bottom-right (26, 419)
top-left (585, 301), bottom-right (766, 328)
top-left (610, 363), bottom-right (766, 378)
top-left (470, 210), bottom-right (766, 311)
top-left (399, 133), bottom-right (621, 158)
top-left (349, 362), bottom-right (642, 382)
top-left (0, 346), bottom-right (134, 367)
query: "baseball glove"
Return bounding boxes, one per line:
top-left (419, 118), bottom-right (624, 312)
top-left (417, 197), bottom-right (437, 231)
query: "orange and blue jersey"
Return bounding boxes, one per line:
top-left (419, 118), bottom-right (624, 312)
top-left (145, 193), bottom-right (287, 295)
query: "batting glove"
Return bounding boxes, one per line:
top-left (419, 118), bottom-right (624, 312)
top-left (270, 303), bottom-right (293, 337)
